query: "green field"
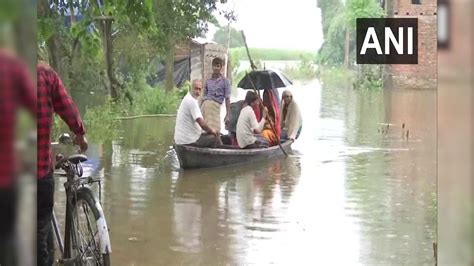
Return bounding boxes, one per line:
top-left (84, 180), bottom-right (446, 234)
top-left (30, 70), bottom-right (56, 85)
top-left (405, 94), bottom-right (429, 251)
top-left (230, 47), bottom-right (317, 61)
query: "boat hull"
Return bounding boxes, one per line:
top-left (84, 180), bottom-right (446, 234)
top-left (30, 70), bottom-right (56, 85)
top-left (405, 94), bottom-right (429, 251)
top-left (174, 141), bottom-right (293, 169)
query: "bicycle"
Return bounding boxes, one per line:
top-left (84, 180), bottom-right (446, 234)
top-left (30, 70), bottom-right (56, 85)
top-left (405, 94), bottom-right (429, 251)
top-left (50, 133), bottom-right (112, 265)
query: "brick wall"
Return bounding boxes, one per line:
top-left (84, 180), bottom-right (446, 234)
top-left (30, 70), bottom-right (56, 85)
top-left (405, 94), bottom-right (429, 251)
top-left (386, 0), bottom-right (437, 89)
top-left (393, 0), bottom-right (437, 14)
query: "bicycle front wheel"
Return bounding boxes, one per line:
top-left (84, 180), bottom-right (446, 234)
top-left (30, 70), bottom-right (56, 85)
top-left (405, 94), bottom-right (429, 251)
top-left (71, 187), bottom-right (111, 266)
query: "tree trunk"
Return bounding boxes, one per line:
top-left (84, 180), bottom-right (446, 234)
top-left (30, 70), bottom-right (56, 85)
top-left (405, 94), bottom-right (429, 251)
top-left (165, 41), bottom-right (175, 92)
top-left (98, 18), bottom-right (120, 100)
top-left (13, 6), bottom-right (35, 69)
top-left (38, 0), bottom-right (63, 76)
top-left (65, 0), bottom-right (79, 87)
top-left (46, 35), bottom-right (64, 77)
top-left (68, 0), bottom-right (76, 23)
top-left (344, 29), bottom-right (350, 69)
top-left (224, 22), bottom-right (232, 77)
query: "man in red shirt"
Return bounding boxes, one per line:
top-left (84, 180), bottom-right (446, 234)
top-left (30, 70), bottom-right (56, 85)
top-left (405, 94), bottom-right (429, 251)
top-left (37, 62), bottom-right (88, 266)
top-left (0, 49), bottom-right (36, 266)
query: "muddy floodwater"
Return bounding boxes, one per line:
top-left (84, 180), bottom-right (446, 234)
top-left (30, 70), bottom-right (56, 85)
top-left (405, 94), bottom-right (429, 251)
top-left (54, 79), bottom-right (436, 265)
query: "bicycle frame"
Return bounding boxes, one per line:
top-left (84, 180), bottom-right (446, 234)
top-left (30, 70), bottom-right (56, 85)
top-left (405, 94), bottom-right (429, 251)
top-left (52, 210), bottom-right (64, 257)
top-left (63, 174), bottom-right (75, 263)
top-left (52, 161), bottom-right (111, 264)
top-left (51, 168), bottom-right (81, 264)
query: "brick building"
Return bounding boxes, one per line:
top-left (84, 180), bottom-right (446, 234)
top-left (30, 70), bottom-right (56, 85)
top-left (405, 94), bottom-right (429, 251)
top-left (384, 0), bottom-right (437, 89)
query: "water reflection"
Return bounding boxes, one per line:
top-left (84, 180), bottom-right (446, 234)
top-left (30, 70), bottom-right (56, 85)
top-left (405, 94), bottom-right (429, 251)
top-left (171, 157), bottom-right (302, 265)
top-left (54, 79), bottom-right (436, 265)
top-left (340, 87), bottom-right (436, 265)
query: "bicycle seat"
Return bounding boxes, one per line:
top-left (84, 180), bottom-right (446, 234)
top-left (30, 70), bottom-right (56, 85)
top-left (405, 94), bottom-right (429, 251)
top-left (68, 154), bottom-right (88, 164)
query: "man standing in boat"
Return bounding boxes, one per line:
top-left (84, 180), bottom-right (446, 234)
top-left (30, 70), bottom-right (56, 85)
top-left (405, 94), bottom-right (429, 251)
top-left (201, 57), bottom-right (231, 133)
top-left (174, 79), bottom-right (221, 147)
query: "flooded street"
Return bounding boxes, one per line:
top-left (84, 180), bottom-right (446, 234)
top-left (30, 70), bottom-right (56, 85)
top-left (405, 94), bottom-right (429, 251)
top-left (55, 79), bottom-right (436, 265)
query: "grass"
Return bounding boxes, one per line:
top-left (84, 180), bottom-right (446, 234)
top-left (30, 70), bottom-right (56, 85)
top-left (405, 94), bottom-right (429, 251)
top-left (353, 65), bottom-right (384, 91)
top-left (127, 85), bottom-right (184, 116)
top-left (230, 47), bottom-right (317, 61)
top-left (229, 48), bottom-right (319, 83)
top-left (53, 83), bottom-right (185, 142)
top-left (282, 59), bottom-right (318, 81)
top-left (318, 65), bottom-right (384, 91)
top-left (318, 66), bottom-right (355, 88)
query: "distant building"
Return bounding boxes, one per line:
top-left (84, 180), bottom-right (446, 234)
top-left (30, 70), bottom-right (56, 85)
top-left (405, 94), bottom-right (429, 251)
top-left (148, 38), bottom-right (231, 88)
top-left (175, 38), bottom-right (231, 83)
top-left (383, 0), bottom-right (437, 89)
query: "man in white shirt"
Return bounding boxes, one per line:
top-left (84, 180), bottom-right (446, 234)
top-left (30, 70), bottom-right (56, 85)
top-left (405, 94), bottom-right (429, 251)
top-left (236, 91), bottom-right (269, 149)
top-left (174, 80), bottom-right (220, 147)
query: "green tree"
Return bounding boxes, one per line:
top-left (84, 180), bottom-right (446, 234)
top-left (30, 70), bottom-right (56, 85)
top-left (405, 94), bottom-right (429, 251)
top-left (341, 0), bottom-right (385, 68)
top-left (38, 0), bottom-right (221, 100)
top-left (316, 0), bottom-right (384, 67)
top-left (315, 0), bottom-right (344, 66)
top-left (92, 0), bottom-right (156, 101)
top-left (318, 0), bottom-right (343, 37)
top-left (212, 26), bottom-right (244, 48)
top-left (37, 0), bottom-right (154, 100)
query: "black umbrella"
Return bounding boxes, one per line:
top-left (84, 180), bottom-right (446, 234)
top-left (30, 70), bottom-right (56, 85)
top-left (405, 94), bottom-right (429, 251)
top-left (237, 69), bottom-right (293, 90)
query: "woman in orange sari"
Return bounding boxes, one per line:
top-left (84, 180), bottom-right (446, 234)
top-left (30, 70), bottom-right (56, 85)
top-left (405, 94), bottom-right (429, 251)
top-left (261, 89), bottom-right (281, 146)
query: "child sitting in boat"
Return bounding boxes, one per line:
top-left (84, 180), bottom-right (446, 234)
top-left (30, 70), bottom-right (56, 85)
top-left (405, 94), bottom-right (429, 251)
top-left (224, 100), bottom-right (244, 146)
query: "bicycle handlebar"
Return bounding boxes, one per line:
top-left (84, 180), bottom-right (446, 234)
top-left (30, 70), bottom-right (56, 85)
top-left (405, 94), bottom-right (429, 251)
top-left (54, 153), bottom-right (87, 178)
top-left (55, 154), bottom-right (67, 170)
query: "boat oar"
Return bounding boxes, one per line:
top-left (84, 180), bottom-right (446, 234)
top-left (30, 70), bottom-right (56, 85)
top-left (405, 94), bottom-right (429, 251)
top-left (245, 72), bottom-right (288, 157)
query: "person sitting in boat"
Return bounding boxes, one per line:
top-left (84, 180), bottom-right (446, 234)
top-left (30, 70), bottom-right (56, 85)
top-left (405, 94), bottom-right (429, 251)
top-left (280, 90), bottom-right (302, 141)
top-left (174, 79), bottom-right (221, 148)
top-left (261, 89), bottom-right (281, 146)
top-left (236, 91), bottom-right (269, 149)
top-left (251, 99), bottom-right (261, 122)
top-left (224, 100), bottom-right (244, 146)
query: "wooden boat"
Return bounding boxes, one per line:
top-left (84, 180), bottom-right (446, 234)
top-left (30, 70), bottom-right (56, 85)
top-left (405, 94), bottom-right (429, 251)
top-left (174, 140), bottom-right (293, 169)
